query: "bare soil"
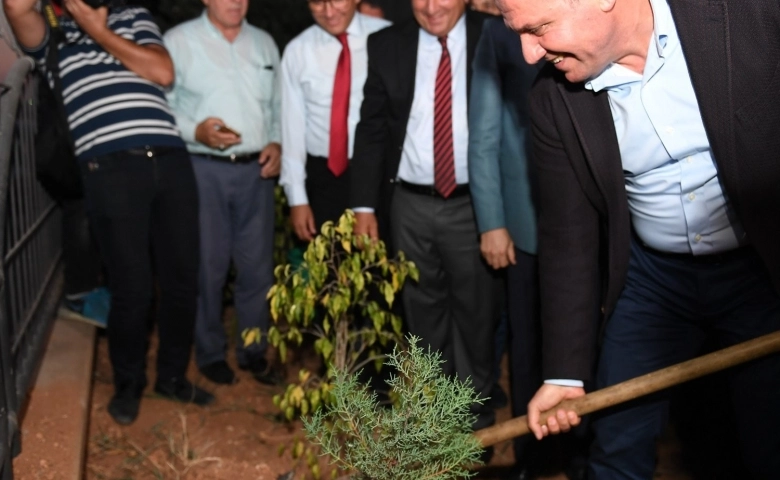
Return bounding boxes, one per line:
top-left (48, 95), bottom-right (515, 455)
top-left (85, 330), bottom-right (307, 480)
top-left (83, 321), bottom-right (693, 480)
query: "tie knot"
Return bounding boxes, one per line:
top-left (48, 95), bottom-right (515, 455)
top-left (337, 32), bottom-right (348, 47)
top-left (438, 36), bottom-right (448, 48)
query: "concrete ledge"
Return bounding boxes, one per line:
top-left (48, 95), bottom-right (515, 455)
top-left (12, 317), bottom-right (96, 480)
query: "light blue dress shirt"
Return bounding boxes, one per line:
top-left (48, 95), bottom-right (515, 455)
top-left (547, 0), bottom-right (746, 388)
top-left (584, 0), bottom-right (745, 255)
top-left (164, 11), bottom-right (281, 156)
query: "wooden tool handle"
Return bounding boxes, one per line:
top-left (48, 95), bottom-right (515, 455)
top-left (475, 330), bottom-right (780, 447)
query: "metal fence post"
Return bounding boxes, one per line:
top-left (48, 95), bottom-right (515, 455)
top-left (0, 56), bottom-right (65, 480)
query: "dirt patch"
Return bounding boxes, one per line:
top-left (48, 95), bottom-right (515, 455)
top-left (85, 329), bottom-right (321, 480)
top-left (84, 324), bottom-right (526, 480)
top-left (84, 327), bottom-right (692, 480)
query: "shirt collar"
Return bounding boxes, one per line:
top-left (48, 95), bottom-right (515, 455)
top-left (650, 0), bottom-right (673, 57)
top-left (314, 12), bottom-right (363, 43)
top-left (419, 13), bottom-right (466, 47)
top-left (585, 0), bottom-right (673, 92)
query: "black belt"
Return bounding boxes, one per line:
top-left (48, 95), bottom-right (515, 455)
top-left (201, 152), bottom-right (260, 164)
top-left (397, 179), bottom-right (470, 199)
top-left (125, 145), bottom-right (182, 158)
top-left (642, 243), bottom-right (754, 265)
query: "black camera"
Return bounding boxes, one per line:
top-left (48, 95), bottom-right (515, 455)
top-left (82, 0), bottom-right (123, 8)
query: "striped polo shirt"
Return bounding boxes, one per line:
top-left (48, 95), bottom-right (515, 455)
top-left (26, 7), bottom-right (184, 160)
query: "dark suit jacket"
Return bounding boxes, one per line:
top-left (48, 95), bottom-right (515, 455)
top-left (531, 0), bottom-right (780, 380)
top-left (351, 11), bottom-right (488, 236)
top-left (468, 17), bottom-right (539, 255)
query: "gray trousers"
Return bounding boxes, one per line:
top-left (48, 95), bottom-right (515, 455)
top-left (191, 155), bottom-right (275, 367)
top-left (391, 186), bottom-right (500, 430)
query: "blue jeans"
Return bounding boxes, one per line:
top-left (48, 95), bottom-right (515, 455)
top-left (589, 239), bottom-right (780, 480)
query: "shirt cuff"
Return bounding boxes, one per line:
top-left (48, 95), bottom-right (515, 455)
top-left (284, 184), bottom-right (309, 207)
top-left (544, 379), bottom-right (585, 388)
top-left (352, 207), bottom-right (375, 214)
top-left (22, 28), bottom-right (49, 59)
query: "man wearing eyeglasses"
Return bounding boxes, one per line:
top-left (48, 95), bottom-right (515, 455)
top-left (279, 0), bottom-right (389, 242)
top-left (357, 0), bottom-right (384, 19)
top-left (350, 0), bottom-right (497, 438)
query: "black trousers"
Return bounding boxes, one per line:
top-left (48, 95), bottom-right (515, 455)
top-left (390, 186), bottom-right (500, 430)
top-left (506, 248), bottom-right (541, 464)
top-left (305, 154), bottom-right (351, 232)
top-left (61, 198), bottom-right (103, 296)
top-left (80, 147), bottom-right (200, 390)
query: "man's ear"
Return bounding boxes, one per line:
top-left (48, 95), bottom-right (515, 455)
top-left (600, 0), bottom-right (617, 13)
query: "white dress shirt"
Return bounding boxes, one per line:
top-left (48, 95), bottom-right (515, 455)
top-left (164, 12), bottom-right (281, 155)
top-left (279, 13), bottom-right (391, 207)
top-left (398, 15), bottom-right (469, 185)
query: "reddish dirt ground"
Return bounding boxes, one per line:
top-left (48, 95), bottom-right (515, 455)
top-left (84, 326), bottom-right (694, 480)
top-left (85, 331), bottom-right (322, 480)
top-left (84, 331), bottom-right (528, 480)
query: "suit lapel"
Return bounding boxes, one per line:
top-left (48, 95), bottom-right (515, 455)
top-left (465, 12), bottom-right (483, 106)
top-left (397, 21), bottom-right (419, 121)
top-left (668, 0), bottom-right (736, 182)
top-left (556, 83), bottom-right (624, 212)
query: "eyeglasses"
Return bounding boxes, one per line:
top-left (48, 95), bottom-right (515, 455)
top-left (308, 0), bottom-right (351, 11)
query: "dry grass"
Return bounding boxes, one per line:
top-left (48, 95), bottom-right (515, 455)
top-left (87, 410), bottom-right (222, 480)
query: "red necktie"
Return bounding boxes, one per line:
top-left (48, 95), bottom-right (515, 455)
top-left (434, 36), bottom-right (456, 198)
top-left (328, 33), bottom-right (351, 177)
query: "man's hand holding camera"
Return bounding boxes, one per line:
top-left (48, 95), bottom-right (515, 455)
top-left (61, 0), bottom-right (109, 42)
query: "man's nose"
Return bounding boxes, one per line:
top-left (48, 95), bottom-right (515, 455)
top-left (520, 33), bottom-right (546, 64)
top-left (323, 2), bottom-right (336, 17)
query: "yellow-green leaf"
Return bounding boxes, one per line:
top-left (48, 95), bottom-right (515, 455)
top-left (293, 439), bottom-right (304, 458)
top-left (409, 262), bottom-right (420, 282)
top-left (391, 315), bottom-right (403, 335)
top-left (383, 282), bottom-right (395, 307)
top-left (279, 340), bottom-right (287, 363)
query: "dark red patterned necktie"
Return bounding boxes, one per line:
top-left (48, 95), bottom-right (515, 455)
top-left (433, 36), bottom-right (456, 198)
top-left (328, 32), bottom-right (350, 177)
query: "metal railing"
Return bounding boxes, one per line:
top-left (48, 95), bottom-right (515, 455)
top-left (0, 56), bottom-right (64, 480)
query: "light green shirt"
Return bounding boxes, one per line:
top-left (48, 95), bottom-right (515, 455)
top-left (164, 11), bottom-right (281, 155)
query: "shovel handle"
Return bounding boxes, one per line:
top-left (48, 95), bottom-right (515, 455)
top-left (475, 330), bottom-right (780, 447)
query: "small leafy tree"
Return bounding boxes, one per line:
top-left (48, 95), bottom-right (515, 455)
top-left (243, 210), bottom-right (419, 420)
top-left (303, 336), bottom-right (485, 480)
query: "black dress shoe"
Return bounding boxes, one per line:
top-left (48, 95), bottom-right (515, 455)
top-left (199, 360), bottom-right (237, 385)
top-left (478, 446), bottom-right (494, 464)
top-left (503, 467), bottom-right (531, 480)
top-left (238, 355), bottom-right (284, 386)
top-left (565, 464), bottom-right (587, 480)
top-left (108, 385), bottom-right (143, 425)
top-left (154, 377), bottom-right (215, 406)
top-left (488, 383), bottom-right (509, 410)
